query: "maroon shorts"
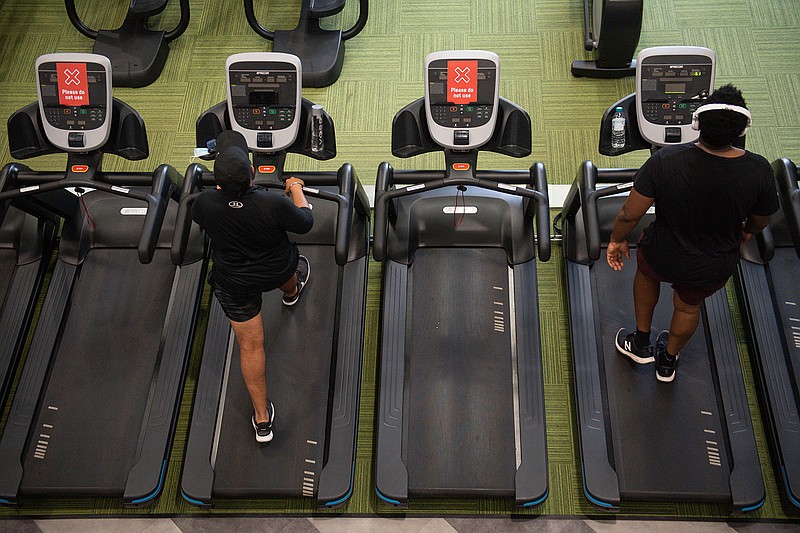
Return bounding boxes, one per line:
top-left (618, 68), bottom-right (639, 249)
top-left (636, 248), bottom-right (727, 306)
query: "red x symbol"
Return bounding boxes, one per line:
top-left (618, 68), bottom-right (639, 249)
top-left (454, 66), bottom-right (471, 84)
top-left (64, 69), bottom-right (81, 85)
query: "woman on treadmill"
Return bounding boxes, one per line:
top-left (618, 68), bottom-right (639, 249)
top-left (606, 84), bottom-right (778, 382)
top-left (192, 130), bottom-right (313, 442)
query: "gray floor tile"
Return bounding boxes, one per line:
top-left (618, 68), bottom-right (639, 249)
top-left (310, 517), bottom-right (443, 533)
top-left (0, 519), bottom-right (43, 533)
top-left (586, 519), bottom-right (736, 533)
top-left (35, 518), bottom-right (181, 533)
top-left (447, 517), bottom-right (596, 533)
top-left (729, 522), bottom-right (800, 532)
top-left (173, 517), bottom-right (318, 533)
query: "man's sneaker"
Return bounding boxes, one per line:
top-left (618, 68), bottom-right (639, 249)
top-left (252, 400), bottom-right (275, 443)
top-left (615, 328), bottom-right (654, 364)
top-left (283, 255), bottom-right (310, 306)
top-left (655, 330), bottom-right (679, 382)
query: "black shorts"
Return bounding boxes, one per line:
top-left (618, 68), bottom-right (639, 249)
top-left (213, 286), bottom-right (264, 323)
top-left (636, 247), bottom-right (727, 306)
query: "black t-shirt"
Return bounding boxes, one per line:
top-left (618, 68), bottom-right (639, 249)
top-left (634, 143), bottom-right (778, 286)
top-left (192, 186), bottom-right (314, 293)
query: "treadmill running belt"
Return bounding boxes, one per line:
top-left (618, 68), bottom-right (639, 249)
top-left (22, 249), bottom-right (174, 495)
top-left (594, 248), bottom-right (731, 501)
top-left (405, 248), bottom-right (515, 496)
top-left (213, 245), bottom-right (338, 497)
top-left (767, 250), bottom-right (800, 390)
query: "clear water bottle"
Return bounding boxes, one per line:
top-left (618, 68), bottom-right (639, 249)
top-left (611, 106), bottom-right (626, 149)
top-left (311, 104), bottom-right (324, 153)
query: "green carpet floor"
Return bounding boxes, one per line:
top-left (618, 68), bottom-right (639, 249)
top-left (1, 0), bottom-right (800, 520)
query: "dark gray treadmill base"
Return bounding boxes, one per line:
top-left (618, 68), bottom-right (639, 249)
top-left (738, 252), bottom-right (800, 508)
top-left (593, 252), bottom-right (730, 501)
top-left (406, 248), bottom-right (515, 496)
top-left (213, 245), bottom-right (338, 497)
top-left (568, 245), bottom-right (764, 510)
top-left (21, 249), bottom-right (174, 495)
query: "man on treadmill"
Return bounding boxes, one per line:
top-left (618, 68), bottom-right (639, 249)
top-left (606, 84), bottom-right (778, 382)
top-left (192, 130), bottom-right (313, 442)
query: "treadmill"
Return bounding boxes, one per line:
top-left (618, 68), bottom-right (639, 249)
top-left (373, 50), bottom-right (550, 508)
top-left (560, 46), bottom-right (765, 512)
top-left (735, 157), bottom-right (800, 509)
top-left (0, 204), bottom-right (56, 410)
top-left (179, 53), bottom-right (370, 508)
top-left (0, 53), bottom-right (206, 507)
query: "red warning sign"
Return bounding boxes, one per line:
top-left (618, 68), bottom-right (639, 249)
top-left (447, 60), bottom-right (478, 104)
top-left (57, 63), bottom-right (88, 106)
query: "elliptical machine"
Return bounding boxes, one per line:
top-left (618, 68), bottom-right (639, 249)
top-left (64, 0), bottom-right (190, 87)
top-left (244, 0), bottom-right (368, 87)
top-left (571, 0), bottom-right (643, 78)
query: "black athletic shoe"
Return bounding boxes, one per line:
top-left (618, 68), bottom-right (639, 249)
top-left (655, 330), bottom-right (679, 383)
top-left (615, 328), bottom-right (654, 364)
top-left (282, 255), bottom-right (310, 306)
top-left (252, 400), bottom-right (275, 443)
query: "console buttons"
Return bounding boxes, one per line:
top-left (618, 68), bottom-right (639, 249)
top-left (453, 130), bottom-right (470, 146)
top-left (257, 132), bottom-right (273, 148)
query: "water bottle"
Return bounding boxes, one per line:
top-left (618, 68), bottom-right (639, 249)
top-left (311, 104), bottom-right (324, 153)
top-left (611, 106), bottom-right (626, 149)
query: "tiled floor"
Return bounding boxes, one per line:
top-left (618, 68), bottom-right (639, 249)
top-left (0, 518), bottom-right (797, 533)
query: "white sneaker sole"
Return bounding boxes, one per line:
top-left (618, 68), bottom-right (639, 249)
top-left (615, 328), bottom-right (655, 364)
top-left (252, 404), bottom-right (275, 443)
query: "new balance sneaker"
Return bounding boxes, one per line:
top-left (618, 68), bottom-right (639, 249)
top-left (615, 328), bottom-right (654, 364)
top-left (252, 400), bottom-right (275, 443)
top-left (282, 255), bottom-right (310, 306)
top-left (655, 330), bottom-right (679, 382)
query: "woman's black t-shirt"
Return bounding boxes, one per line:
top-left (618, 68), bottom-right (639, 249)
top-left (191, 186), bottom-right (314, 293)
top-left (633, 144), bottom-right (778, 286)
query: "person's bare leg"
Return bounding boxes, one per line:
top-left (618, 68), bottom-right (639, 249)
top-left (667, 291), bottom-right (701, 355)
top-left (231, 312), bottom-right (269, 423)
top-left (634, 268), bottom-right (660, 334)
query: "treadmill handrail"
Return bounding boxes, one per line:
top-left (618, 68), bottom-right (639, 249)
top-left (373, 164), bottom-right (550, 262)
top-left (170, 163), bottom-right (206, 266)
top-left (341, 0), bottom-right (369, 41)
top-left (0, 166), bottom-right (176, 264)
top-left (772, 157), bottom-right (800, 257)
top-left (561, 161), bottom-right (638, 261)
top-left (171, 164), bottom-right (365, 266)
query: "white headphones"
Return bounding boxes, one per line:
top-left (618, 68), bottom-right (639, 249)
top-left (691, 103), bottom-right (752, 136)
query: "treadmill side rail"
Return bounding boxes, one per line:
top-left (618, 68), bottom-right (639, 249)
top-left (704, 288), bottom-right (766, 512)
top-left (180, 298), bottom-right (231, 507)
top-left (124, 257), bottom-right (207, 507)
top-left (0, 263), bottom-right (77, 505)
top-left (566, 260), bottom-right (621, 510)
top-left (317, 256), bottom-right (368, 506)
top-left (374, 260), bottom-right (410, 507)
top-left (513, 260), bottom-right (549, 507)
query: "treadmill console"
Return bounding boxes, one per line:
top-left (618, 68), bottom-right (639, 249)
top-left (226, 52), bottom-right (302, 152)
top-left (424, 50), bottom-right (499, 150)
top-left (35, 53), bottom-right (113, 152)
top-left (636, 46), bottom-right (715, 146)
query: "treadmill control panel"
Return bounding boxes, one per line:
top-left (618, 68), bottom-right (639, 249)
top-left (36, 53), bottom-right (112, 152)
top-left (424, 50), bottom-right (499, 150)
top-left (226, 52), bottom-right (301, 152)
top-left (636, 46), bottom-right (715, 146)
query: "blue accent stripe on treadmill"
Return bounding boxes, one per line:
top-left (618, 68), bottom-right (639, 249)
top-left (130, 459), bottom-right (168, 505)
top-left (181, 489), bottom-right (207, 506)
top-left (323, 460), bottom-right (356, 506)
top-left (780, 466), bottom-right (800, 509)
top-left (581, 466), bottom-right (614, 508)
top-left (522, 489), bottom-right (549, 507)
top-left (375, 488), bottom-right (401, 506)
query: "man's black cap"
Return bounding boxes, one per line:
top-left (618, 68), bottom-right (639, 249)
top-left (214, 130), bottom-right (251, 195)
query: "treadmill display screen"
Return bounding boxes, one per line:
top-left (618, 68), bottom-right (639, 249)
top-left (427, 58), bottom-right (496, 129)
top-left (38, 61), bottom-right (108, 131)
top-left (229, 61), bottom-right (298, 131)
top-left (639, 56), bottom-right (713, 126)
